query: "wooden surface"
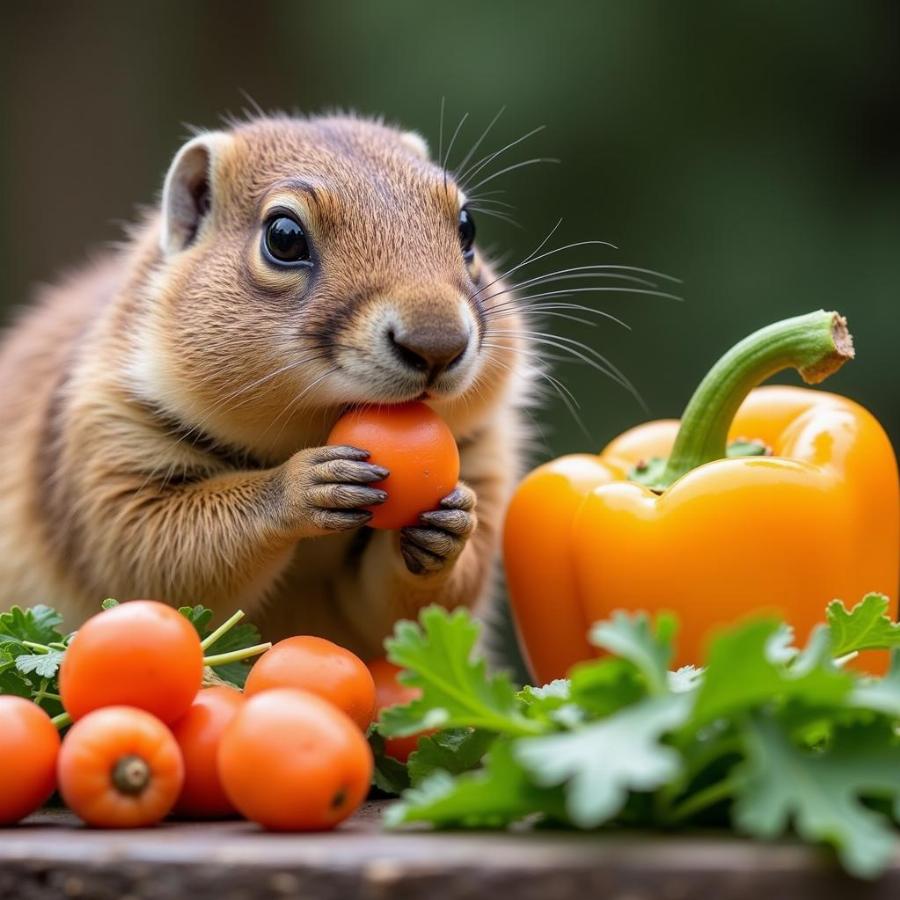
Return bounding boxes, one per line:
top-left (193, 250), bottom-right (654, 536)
top-left (0, 801), bottom-right (892, 899)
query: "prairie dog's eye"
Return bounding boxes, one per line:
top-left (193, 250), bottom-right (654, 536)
top-left (458, 207), bottom-right (476, 260)
top-left (263, 215), bottom-right (311, 265)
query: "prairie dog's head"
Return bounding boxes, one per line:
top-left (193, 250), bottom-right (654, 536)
top-left (131, 115), bottom-right (527, 459)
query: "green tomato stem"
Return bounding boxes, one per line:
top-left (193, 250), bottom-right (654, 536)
top-left (51, 712), bottom-right (72, 730)
top-left (203, 641), bottom-right (272, 668)
top-left (200, 609), bottom-right (245, 651)
top-left (657, 310), bottom-right (853, 489)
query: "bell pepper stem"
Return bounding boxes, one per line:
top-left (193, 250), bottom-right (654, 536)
top-left (657, 310), bottom-right (853, 489)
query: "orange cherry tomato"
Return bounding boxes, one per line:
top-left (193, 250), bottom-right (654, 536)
top-left (244, 635), bottom-right (376, 730)
top-left (60, 600), bottom-right (203, 723)
top-left (369, 657), bottom-right (429, 762)
top-left (218, 688), bottom-right (373, 831)
top-left (57, 706), bottom-right (184, 828)
top-left (169, 686), bottom-right (244, 818)
top-left (327, 401), bottom-right (459, 529)
top-left (0, 696), bottom-right (61, 824)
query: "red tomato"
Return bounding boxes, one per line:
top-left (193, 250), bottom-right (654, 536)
top-left (169, 686), bottom-right (244, 818)
top-left (218, 688), bottom-right (373, 831)
top-left (0, 697), bottom-right (61, 824)
top-left (368, 657), bottom-right (428, 762)
top-left (244, 636), bottom-right (376, 730)
top-left (59, 600), bottom-right (203, 723)
top-left (57, 706), bottom-right (184, 828)
top-left (327, 401), bottom-right (459, 529)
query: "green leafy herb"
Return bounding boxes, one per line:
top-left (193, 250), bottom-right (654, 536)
top-left (827, 593), bottom-right (900, 657)
top-left (379, 600), bottom-right (900, 879)
top-left (381, 606), bottom-right (541, 737)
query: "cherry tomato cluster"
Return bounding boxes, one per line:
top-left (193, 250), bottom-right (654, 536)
top-left (0, 600), bottom-right (384, 831)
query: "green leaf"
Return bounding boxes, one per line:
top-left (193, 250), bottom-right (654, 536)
top-left (381, 606), bottom-right (540, 738)
top-left (589, 611), bottom-right (675, 694)
top-left (569, 656), bottom-right (646, 717)
top-left (388, 740), bottom-right (565, 828)
top-left (515, 693), bottom-right (692, 827)
top-left (179, 604), bottom-right (214, 635)
top-left (407, 728), bottom-right (495, 786)
top-left (734, 714), bottom-right (900, 879)
top-left (827, 594), bottom-right (900, 657)
top-left (100, 598), bottom-right (119, 610)
top-left (690, 619), bottom-right (851, 729)
top-left (368, 731), bottom-right (411, 795)
top-left (848, 650), bottom-right (900, 718)
top-left (0, 665), bottom-right (32, 698)
top-left (15, 651), bottom-right (65, 679)
top-left (0, 605), bottom-right (65, 646)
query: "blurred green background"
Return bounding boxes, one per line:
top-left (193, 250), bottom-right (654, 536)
top-left (2, 0), bottom-right (898, 457)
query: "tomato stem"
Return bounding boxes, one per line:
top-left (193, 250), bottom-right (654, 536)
top-left (200, 609), bottom-right (245, 651)
top-left (112, 754), bottom-right (151, 796)
top-left (203, 641), bottom-right (272, 668)
top-left (51, 712), bottom-right (71, 730)
top-left (656, 310), bottom-right (853, 489)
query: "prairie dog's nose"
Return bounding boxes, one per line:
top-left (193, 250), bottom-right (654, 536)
top-left (387, 323), bottom-right (470, 381)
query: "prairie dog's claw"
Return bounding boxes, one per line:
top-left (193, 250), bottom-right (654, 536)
top-left (400, 482), bottom-right (477, 575)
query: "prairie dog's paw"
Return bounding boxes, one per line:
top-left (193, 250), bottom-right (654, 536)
top-left (400, 483), bottom-right (477, 575)
top-left (286, 445), bottom-right (388, 533)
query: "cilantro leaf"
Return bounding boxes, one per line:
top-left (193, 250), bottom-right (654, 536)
top-left (827, 594), bottom-right (900, 657)
top-left (515, 693), bottom-right (692, 827)
top-left (407, 728), bottom-right (495, 786)
top-left (589, 611), bottom-right (675, 694)
top-left (15, 651), bottom-right (65, 679)
top-left (381, 606), bottom-right (540, 737)
top-left (388, 740), bottom-right (565, 828)
top-left (734, 715), bottom-right (900, 879)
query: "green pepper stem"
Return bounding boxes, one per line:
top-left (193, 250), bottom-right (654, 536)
top-left (657, 310), bottom-right (853, 489)
top-left (203, 641), bottom-right (271, 668)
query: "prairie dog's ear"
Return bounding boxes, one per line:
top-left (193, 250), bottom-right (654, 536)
top-left (160, 131), bottom-right (232, 255)
top-left (400, 130), bottom-right (430, 161)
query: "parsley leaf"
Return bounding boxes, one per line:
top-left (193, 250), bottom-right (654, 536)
top-left (734, 715), bottom-right (900, 879)
top-left (15, 651), bottom-right (65, 679)
top-left (827, 594), bottom-right (900, 657)
top-left (515, 693), bottom-right (692, 827)
top-left (388, 740), bottom-right (565, 828)
top-left (589, 610), bottom-right (676, 695)
top-left (381, 606), bottom-right (541, 737)
top-left (407, 728), bottom-right (495, 786)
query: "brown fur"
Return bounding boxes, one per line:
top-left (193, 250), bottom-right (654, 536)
top-left (0, 114), bottom-right (533, 658)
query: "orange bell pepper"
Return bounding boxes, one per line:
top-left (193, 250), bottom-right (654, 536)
top-left (504, 311), bottom-right (899, 684)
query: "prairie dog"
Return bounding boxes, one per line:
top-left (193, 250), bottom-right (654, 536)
top-left (0, 114), bottom-right (532, 658)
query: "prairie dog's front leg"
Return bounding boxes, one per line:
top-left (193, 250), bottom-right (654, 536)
top-left (70, 445), bottom-right (386, 612)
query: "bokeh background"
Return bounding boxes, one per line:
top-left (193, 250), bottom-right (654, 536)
top-left (2, 1), bottom-right (898, 454)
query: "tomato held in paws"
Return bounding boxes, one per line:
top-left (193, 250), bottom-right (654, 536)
top-left (369, 657), bottom-right (430, 762)
top-left (244, 636), bottom-right (376, 731)
top-left (327, 402), bottom-right (459, 529)
top-left (0, 697), bottom-right (61, 824)
top-left (57, 706), bottom-right (184, 828)
top-left (169, 686), bottom-right (244, 818)
top-left (59, 600), bottom-right (203, 723)
top-left (217, 688), bottom-right (373, 831)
